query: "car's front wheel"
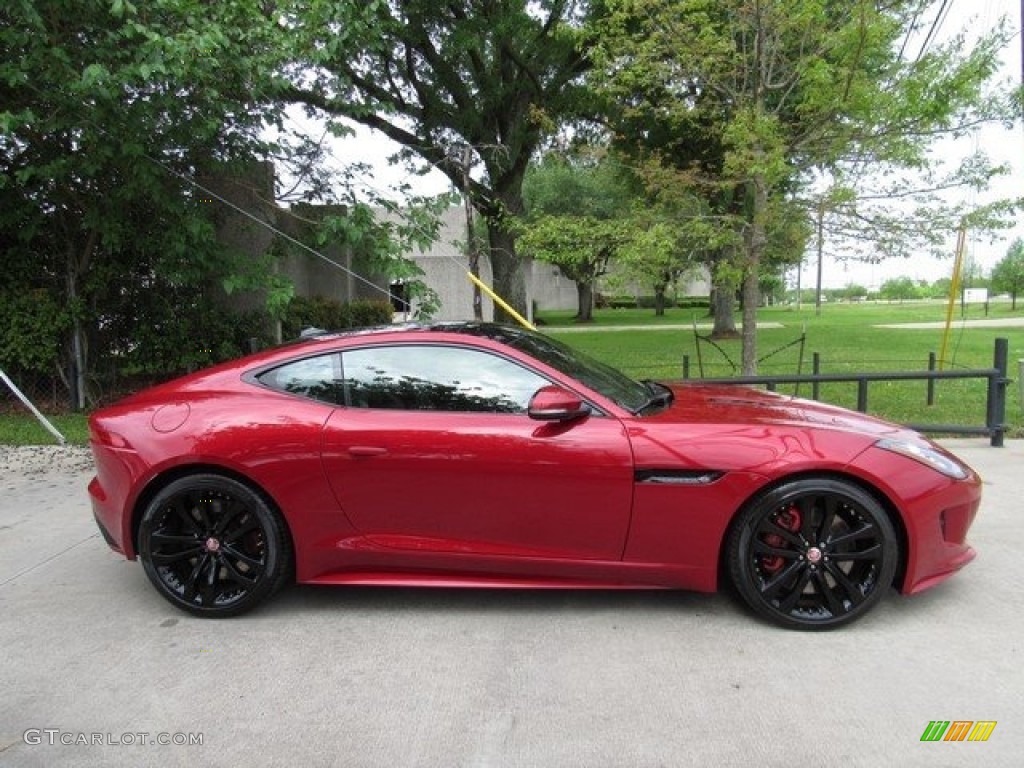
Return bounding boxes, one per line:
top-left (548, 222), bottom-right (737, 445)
top-left (138, 474), bottom-right (292, 617)
top-left (727, 477), bottom-right (898, 630)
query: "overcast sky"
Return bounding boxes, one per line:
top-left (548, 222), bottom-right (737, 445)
top-left (803, 0), bottom-right (1022, 290)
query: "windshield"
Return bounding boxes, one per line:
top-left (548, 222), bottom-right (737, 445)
top-left (488, 327), bottom-right (654, 412)
top-left (428, 323), bottom-right (659, 413)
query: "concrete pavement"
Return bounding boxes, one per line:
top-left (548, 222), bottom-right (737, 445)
top-left (0, 441), bottom-right (1021, 767)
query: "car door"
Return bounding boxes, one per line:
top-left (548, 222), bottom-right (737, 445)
top-left (320, 343), bottom-right (635, 561)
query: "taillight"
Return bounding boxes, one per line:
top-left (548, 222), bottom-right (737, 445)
top-left (90, 423), bottom-right (131, 449)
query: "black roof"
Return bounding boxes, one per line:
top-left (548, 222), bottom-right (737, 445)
top-left (296, 321), bottom-right (538, 346)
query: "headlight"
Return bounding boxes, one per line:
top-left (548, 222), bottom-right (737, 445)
top-left (875, 438), bottom-right (970, 480)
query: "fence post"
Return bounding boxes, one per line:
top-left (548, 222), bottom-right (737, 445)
top-left (1019, 358), bottom-right (1024, 412)
top-left (857, 379), bottom-right (868, 413)
top-left (987, 338), bottom-right (1008, 447)
top-left (682, 354), bottom-right (690, 380)
top-left (812, 353), bottom-right (820, 401)
top-left (927, 352), bottom-right (936, 406)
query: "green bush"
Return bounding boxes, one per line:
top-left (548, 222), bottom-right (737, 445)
top-left (608, 297), bottom-right (638, 309)
top-left (0, 288), bottom-right (68, 373)
top-left (677, 298), bottom-right (710, 310)
top-left (109, 301), bottom-right (272, 376)
top-left (603, 296), bottom-right (710, 310)
top-left (281, 296), bottom-right (394, 339)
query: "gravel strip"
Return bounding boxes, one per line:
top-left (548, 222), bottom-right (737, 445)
top-left (0, 445), bottom-right (95, 478)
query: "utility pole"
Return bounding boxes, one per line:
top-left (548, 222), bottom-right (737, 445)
top-left (815, 198), bottom-right (825, 317)
top-left (939, 222), bottom-right (968, 369)
top-left (795, 261), bottom-right (802, 310)
top-left (461, 144), bottom-right (482, 321)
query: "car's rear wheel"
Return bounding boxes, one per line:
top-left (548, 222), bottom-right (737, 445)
top-left (727, 477), bottom-right (898, 630)
top-left (138, 474), bottom-right (291, 617)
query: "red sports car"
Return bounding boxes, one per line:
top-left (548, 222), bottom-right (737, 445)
top-left (88, 323), bottom-right (980, 629)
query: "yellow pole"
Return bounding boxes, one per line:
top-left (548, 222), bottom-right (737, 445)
top-left (938, 223), bottom-right (967, 370)
top-left (465, 271), bottom-right (537, 331)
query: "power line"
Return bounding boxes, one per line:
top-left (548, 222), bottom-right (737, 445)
top-left (143, 153), bottom-right (396, 302)
top-left (915, 0), bottom-right (954, 63)
top-left (897, 3), bottom-right (925, 61)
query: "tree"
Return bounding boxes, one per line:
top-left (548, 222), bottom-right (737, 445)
top-left (520, 152), bottom-right (638, 321)
top-left (928, 277), bottom-right (953, 299)
top-left (838, 283), bottom-right (869, 302)
top-left (616, 218), bottom-right (702, 316)
top-left (1, 1), bottom-right (283, 407)
top-left (879, 276), bottom-right (919, 303)
top-left (594, 0), bottom-right (1016, 373)
top-left (992, 239), bottom-right (1024, 309)
top-left (277, 1), bottom-right (598, 319)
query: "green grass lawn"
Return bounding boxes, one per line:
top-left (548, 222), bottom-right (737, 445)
top-left (2, 300), bottom-right (1021, 444)
top-left (0, 412), bottom-right (91, 446)
top-left (541, 300), bottom-right (1024, 437)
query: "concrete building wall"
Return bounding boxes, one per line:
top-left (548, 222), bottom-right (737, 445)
top-left (402, 205), bottom-right (715, 319)
top-left (400, 206), bottom-right (579, 322)
top-left (201, 163), bottom-right (279, 318)
top-left (528, 260), bottom-right (581, 315)
top-left (400, 206), bottom-right (496, 322)
top-left (286, 203), bottom-right (387, 304)
top-left (202, 165), bottom-right (388, 339)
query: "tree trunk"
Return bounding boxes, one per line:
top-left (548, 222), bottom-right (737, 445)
top-left (486, 224), bottom-right (528, 323)
top-left (575, 281), bottom-right (594, 322)
top-left (741, 268), bottom-right (760, 375)
top-left (481, 177), bottom-right (529, 323)
top-left (65, 230), bottom-right (98, 411)
top-left (741, 176), bottom-right (769, 376)
top-left (653, 283), bottom-right (667, 316)
top-left (710, 251), bottom-right (738, 338)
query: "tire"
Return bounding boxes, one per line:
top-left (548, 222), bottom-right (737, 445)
top-left (727, 477), bottom-right (898, 630)
top-left (138, 474), bottom-right (292, 617)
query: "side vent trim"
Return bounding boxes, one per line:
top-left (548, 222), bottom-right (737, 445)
top-left (634, 470), bottom-right (725, 486)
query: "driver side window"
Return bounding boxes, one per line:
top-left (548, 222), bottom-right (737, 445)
top-left (342, 345), bottom-right (549, 413)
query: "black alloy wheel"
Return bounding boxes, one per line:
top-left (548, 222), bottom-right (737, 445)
top-left (138, 474), bottom-right (292, 617)
top-left (727, 477), bottom-right (898, 630)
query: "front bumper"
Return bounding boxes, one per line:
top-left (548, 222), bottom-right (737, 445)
top-left (850, 444), bottom-right (981, 595)
top-left (901, 492), bottom-right (980, 594)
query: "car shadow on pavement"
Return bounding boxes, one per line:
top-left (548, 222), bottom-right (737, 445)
top-left (263, 583), bottom-right (732, 620)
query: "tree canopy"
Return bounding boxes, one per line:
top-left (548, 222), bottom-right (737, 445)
top-left (520, 152), bottom-right (640, 321)
top-left (1, 0), bottom-right (286, 406)
top-left (275, 0), bottom-right (599, 317)
top-left (593, 0), bottom-right (1018, 372)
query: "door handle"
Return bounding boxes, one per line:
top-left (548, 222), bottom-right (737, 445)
top-left (348, 446), bottom-right (388, 457)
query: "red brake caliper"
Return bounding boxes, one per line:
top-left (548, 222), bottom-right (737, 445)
top-left (761, 504), bottom-right (802, 574)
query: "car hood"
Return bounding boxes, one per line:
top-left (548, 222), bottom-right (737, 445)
top-left (649, 383), bottom-right (910, 438)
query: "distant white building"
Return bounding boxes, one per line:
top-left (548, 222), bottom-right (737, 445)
top-left (400, 206), bottom-right (710, 321)
top-left (389, 205), bottom-right (578, 322)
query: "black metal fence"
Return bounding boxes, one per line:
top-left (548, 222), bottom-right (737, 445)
top-left (680, 338), bottom-right (1011, 447)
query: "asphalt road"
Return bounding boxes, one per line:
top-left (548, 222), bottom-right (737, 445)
top-left (0, 441), bottom-right (1021, 768)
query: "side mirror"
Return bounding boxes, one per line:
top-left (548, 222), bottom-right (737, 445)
top-left (528, 385), bottom-right (589, 422)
